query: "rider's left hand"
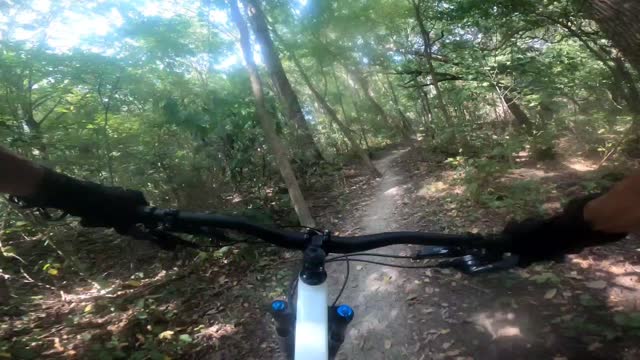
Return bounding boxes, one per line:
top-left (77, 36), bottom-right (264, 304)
top-left (17, 168), bottom-right (148, 234)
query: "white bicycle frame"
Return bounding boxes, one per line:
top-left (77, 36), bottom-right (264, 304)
top-left (294, 276), bottom-right (329, 360)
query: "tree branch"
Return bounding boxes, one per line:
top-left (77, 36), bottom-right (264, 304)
top-left (37, 97), bottom-right (64, 125)
top-left (32, 92), bottom-right (57, 110)
top-left (432, 30), bottom-right (445, 44)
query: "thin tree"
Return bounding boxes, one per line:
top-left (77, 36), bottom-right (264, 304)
top-left (383, 73), bottom-right (415, 138)
top-left (284, 46), bottom-right (381, 176)
top-left (242, 0), bottom-right (324, 163)
top-left (228, 0), bottom-right (315, 227)
top-left (411, 0), bottom-right (454, 129)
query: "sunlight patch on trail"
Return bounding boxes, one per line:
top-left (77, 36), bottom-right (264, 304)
top-left (471, 311), bottom-right (524, 339)
top-left (570, 253), bottom-right (640, 310)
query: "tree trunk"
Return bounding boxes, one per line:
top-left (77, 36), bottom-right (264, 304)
top-left (417, 81), bottom-right (434, 136)
top-left (499, 87), bottom-right (533, 133)
top-left (411, 0), bottom-right (454, 129)
top-left (229, 0), bottom-right (316, 227)
top-left (586, 0), bottom-right (640, 74)
top-left (97, 75), bottom-right (120, 186)
top-left (288, 51), bottom-right (380, 176)
top-left (242, 0), bottom-right (324, 163)
top-left (384, 74), bottom-right (414, 138)
top-left (347, 83), bottom-right (372, 152)
top-left (347, 65), bottom-right (397, 131)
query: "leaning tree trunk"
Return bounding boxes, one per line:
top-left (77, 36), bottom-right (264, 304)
top-left (498, 86), bottom-right (533, 134)
top-left (586, 0), bottom-right (640, 74)
top-left (242, 0), bottom-right (324, 163)
top-left (229, 0), bottom-right (316, 227)
top-left (287, 50), bottom-right (381, 176)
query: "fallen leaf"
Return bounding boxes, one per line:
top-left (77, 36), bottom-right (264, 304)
top-left (53, 337), bottom-right (64, 352)
top-left (552, 314), bottom-right (573, 324)
top-left (530, 272), bottom-right (560, 284)
top-left (406, 294), bottom-right (417, 301)
top-left (442, 341), bottom-right (453, 349)
top-left (495, 326), bottom-right (521, 338)
top-left (439, 329), bottom-right (450, 335)
top-left (585, 280), bottom-right (607, 289)
top-left (47, 268), bottom-right (59, 276)
top-left (384, 339), bottom-right (391, 349)
top-left (544, 288), bottom-right (557, 299)
top-left (84, 304), bottom-right (94, 313)
top-left (566, 271), bottom-right (583, 280)
top-left (158, 331), bottom-right (174, 340)
top-left (446, 350), bottom-right (461, 356)
top-left (579, 294), bottom-right (599, 306)
top-left (588, 342), bottom-right (602, 351)
top-left (356, 265), bottom-right (364, 271)
top-left (124, 280), bottom-right (142, 288)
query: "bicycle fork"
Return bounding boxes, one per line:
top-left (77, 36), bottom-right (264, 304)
top-left (270, 299), bottom-right (354, 359)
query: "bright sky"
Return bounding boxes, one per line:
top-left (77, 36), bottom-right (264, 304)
top-left (4, 0), bottom-right (126, 52)
top-left (1, 0), bottom-right (309, 70)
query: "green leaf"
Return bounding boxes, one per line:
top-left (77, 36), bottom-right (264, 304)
top-left (134, 298), bottom-right (145, 309)
top-left (178, 334), bottom-right (193, 343)
top-left (136, 311), bottom-right (148, 319)
top-left (579, 294), bottom-right (598, 307)
top-left (530, 272), bottom-right (560, 284)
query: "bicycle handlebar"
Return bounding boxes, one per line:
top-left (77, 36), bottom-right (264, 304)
top-left (135, 207), bottom-right (511, 254)
top-left (136, 207), bottom-right (307, 249)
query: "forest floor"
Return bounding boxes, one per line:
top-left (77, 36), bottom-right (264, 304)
top-left (3, 143), bottom-right (640, 359)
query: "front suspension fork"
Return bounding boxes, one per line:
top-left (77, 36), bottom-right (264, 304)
top-left (270, 301), bottom-right (355, 360)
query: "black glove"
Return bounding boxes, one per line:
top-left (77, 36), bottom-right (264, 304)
top-left (502, 193), bottom-right (627, 266)
top-left (16, 168), bottom-right (148, 234)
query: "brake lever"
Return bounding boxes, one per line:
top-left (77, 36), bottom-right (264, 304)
top-left (127, 226), bottom-right (200, 251)
top-left (414, 246), bottom-right (467, 259)
top-left (436, 253), bottom-right (519, 275)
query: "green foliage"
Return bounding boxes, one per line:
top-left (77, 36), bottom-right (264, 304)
top-left (445, 156), bottom-right (510, 200)
top-left (614, 312), bottom-right (640, 330)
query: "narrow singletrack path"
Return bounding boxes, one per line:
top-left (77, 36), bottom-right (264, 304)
top-left (327, 148), bottom-right (414, 359)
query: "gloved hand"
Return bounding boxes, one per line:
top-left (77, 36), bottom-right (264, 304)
top-left (16, 168), bottom-right (148, 234)
top-left (502, 193), bottom-right (627, 266)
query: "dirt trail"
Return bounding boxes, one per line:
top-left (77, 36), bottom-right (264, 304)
top-left (327, 148), bottom-right (414, 359)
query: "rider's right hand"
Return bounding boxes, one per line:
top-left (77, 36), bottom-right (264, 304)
top-left (502, 193), bottom-right (627, 266)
